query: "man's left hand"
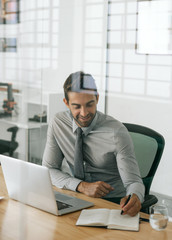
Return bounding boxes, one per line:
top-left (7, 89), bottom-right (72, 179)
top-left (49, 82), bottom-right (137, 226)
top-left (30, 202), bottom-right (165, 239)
top-left (120, 194), bottom-right (141, 217)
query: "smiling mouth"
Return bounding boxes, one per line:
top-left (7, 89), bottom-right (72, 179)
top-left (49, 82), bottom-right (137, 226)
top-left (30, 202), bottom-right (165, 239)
top-left (74, 113), bottom-right (95, 127)
top-left (79, 115), bottom-right (91, 121)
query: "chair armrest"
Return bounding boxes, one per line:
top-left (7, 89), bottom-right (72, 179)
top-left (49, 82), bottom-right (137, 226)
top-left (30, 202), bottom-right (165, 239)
top-left (141, 194), bottom-right (158, 213)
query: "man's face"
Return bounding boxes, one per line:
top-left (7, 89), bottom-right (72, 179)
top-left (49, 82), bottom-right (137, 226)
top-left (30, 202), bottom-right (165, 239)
top-left (63, 92), bottom-right (99, 127)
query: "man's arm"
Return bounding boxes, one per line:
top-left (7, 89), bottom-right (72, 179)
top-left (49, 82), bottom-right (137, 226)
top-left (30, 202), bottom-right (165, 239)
top-left (116, 126), bottom-right (145, 215)
top-left (42, 120), bottom-right (81, 191)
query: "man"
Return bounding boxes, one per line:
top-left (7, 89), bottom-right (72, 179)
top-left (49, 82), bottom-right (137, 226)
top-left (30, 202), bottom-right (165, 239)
top-left (42, 71), bottom-right (145, 216)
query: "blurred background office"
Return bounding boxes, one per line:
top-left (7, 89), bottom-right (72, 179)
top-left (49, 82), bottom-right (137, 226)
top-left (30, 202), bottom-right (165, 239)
top-left (0, 0), bottom-right (171, 214)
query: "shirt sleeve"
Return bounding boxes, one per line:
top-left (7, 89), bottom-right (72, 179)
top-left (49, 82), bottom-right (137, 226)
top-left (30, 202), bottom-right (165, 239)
top-left (42, 119), bottom-right (82, 191)
top-left (115, 126), bottom-right (145, 203)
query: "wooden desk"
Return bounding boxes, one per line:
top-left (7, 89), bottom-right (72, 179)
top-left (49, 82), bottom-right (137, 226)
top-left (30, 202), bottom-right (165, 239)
top-left (0, 167), bottom-right (172, 240)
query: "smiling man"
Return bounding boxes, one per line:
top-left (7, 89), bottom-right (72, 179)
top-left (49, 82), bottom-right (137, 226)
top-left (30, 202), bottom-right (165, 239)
top-left (42, 71), bottom-right (145, 216)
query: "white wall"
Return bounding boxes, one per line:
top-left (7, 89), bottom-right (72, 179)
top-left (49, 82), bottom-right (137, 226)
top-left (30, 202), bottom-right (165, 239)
top-left (107, 94), bottom-right (172, 197)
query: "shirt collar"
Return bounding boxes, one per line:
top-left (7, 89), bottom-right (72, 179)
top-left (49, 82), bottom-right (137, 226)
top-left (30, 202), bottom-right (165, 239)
top-left (72, 112), bottom-right (98, 136)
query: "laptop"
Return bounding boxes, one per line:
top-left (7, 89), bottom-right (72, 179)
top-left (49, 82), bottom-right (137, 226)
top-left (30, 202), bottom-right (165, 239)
top-left (0, 155), bottom-right (94, 215)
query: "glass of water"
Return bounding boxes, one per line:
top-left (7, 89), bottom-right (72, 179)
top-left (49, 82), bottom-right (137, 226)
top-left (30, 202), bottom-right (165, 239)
top-left (150, 204), bottom-right (168, 231)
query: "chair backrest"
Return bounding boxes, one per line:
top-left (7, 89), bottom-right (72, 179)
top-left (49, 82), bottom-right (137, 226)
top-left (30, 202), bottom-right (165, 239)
top-left (123, 123), bottom-right (165, 195)
top-left (7, 126), bottom-right (18, 142)
top-left (0, 126), bottom-right (19, 157)
top-left (8, 126), bottom-right (19, 156)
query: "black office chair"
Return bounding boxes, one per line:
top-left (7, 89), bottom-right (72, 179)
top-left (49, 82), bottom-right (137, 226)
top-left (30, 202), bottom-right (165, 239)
top-left (0, 126), bottom-right (19, 157)
top-left (123, 123), bottom-right (165, 214)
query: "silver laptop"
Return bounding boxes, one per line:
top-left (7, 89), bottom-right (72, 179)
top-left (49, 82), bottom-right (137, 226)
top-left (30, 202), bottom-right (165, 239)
top-left (0, 155), bottom-right (94, 215)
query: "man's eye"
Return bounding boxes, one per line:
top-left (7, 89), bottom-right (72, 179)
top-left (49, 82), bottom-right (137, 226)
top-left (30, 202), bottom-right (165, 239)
top-left (74, 106), bottom-right (80, 109)
top-left (87, 103), bottom-right (93, 107)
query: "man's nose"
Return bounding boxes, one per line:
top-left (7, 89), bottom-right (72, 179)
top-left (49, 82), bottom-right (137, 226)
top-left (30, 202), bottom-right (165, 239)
top-left (80, 107), bottom-right (88, 117)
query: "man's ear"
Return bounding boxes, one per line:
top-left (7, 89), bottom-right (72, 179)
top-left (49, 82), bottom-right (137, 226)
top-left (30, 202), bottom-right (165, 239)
top-left (96, 93), bottom-right (99, 104)
top-left (63, 98), bottom-right (69, 108)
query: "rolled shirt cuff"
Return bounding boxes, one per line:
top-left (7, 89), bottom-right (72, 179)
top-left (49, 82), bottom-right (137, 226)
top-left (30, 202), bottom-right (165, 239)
top-left (126, 182), bottom-right (145, 203)
top-left (63, 177), bottom-right (83, 192)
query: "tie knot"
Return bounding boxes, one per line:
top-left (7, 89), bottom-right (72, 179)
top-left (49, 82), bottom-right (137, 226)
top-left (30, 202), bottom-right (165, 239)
top-left (77, 127), bottom-right (82, 134)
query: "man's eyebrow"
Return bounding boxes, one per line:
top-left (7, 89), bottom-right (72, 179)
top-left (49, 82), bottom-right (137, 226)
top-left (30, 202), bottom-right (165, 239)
top-left (86, 100), bottom-right (95, 104)
top-left (71, 103), bottom-right (80, 106)
top-left (71, 100), bottom-right (95, 106)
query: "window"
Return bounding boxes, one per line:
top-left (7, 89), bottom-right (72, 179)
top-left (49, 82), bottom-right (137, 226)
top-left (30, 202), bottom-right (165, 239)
top-left (83, 0), bottom-right (107, 94)
top-left (0, 0), bottom-right (59, 88)
top-left (0, 37), bottom-right (17, 52)
top-left (107, 0), bottom-right (172, 100)
top-left (19, 0), bottom-right (59, 88)
top-left (0, 0), bottom-right (20, 24)
top-left (136, 0), bottom-right (172, 55)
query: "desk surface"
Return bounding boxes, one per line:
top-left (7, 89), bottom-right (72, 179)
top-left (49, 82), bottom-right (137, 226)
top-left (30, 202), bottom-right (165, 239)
top-left (0, 167), bottom-right (172, 240)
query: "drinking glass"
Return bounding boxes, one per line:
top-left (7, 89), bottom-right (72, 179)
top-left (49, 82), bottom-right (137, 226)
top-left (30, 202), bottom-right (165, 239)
top-left (149, 204), bottom-right (168, 231)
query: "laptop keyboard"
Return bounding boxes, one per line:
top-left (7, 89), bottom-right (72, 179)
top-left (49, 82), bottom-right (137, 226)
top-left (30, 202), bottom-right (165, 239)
top-left (56, 200), bottom-right (72, 210)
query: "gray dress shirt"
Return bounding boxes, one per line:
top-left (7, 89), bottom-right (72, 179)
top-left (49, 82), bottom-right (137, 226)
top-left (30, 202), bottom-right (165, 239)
top-left (42, 110), bottom-right (145, 203)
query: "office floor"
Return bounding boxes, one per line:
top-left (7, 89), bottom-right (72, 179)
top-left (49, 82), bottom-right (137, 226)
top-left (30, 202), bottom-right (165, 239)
top-left (151, 191), bottom-right (172, 218)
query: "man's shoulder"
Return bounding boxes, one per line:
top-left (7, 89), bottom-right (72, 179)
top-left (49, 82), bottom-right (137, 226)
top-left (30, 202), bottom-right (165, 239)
top-left (97, 111), bottom-right (123, 127)
top-left (54, 110), bottom-right (70, 118)
top-left (52, 111), bottom-right (72, 126)
top-left (96, 111), bottom-right (128, 134)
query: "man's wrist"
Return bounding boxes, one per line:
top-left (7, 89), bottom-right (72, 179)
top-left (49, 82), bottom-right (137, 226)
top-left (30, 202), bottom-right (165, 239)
top-left (76, 181), bottom-right (84, 192)
top-left (132, 193), bottom-right (142, 203)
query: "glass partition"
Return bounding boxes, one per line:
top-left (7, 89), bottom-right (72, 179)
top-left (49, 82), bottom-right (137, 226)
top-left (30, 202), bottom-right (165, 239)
top-left (0, 0), bottom-right (107, 163)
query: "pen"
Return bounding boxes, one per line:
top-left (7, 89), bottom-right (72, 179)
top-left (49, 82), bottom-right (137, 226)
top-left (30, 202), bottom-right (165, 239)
top-left (140, 217), bottom-right (149, 223)
top-left (121, 194), bottom-right (131, 215)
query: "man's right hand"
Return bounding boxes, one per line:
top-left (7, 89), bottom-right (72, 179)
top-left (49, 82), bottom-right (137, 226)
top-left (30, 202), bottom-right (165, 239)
top-left (76, 181), bottom-right (114, 198)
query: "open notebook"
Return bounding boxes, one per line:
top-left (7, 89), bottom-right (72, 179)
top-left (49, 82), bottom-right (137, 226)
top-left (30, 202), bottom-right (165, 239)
top-left (76, 208), bottom-right (140, 231)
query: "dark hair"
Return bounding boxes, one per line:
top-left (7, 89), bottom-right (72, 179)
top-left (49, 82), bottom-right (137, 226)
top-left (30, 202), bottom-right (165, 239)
top-left (63, 71), bottom-right (98, 103)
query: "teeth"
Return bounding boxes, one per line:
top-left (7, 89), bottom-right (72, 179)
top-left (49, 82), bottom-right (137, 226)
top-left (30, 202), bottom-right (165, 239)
top-left (81, 115), bottom-right (90, 119)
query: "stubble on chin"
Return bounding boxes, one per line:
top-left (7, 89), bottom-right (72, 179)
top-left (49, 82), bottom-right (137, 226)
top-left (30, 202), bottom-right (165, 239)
top-left (74, 117), bottom-right (91, 128)
top-left (73, 112), bottom-right (96, 128)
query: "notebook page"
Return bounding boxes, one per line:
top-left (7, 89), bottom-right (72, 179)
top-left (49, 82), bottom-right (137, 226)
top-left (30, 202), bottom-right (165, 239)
top-left (76, 209), bottom-right (110, 226)
top-left (107, 209), bottom-right (139, 230)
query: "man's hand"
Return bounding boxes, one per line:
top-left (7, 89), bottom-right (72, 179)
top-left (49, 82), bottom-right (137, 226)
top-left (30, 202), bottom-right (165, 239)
top-left (77, 181), bottom-right (114, 198)
top-left (120, 194), bottom-right (141, 216)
